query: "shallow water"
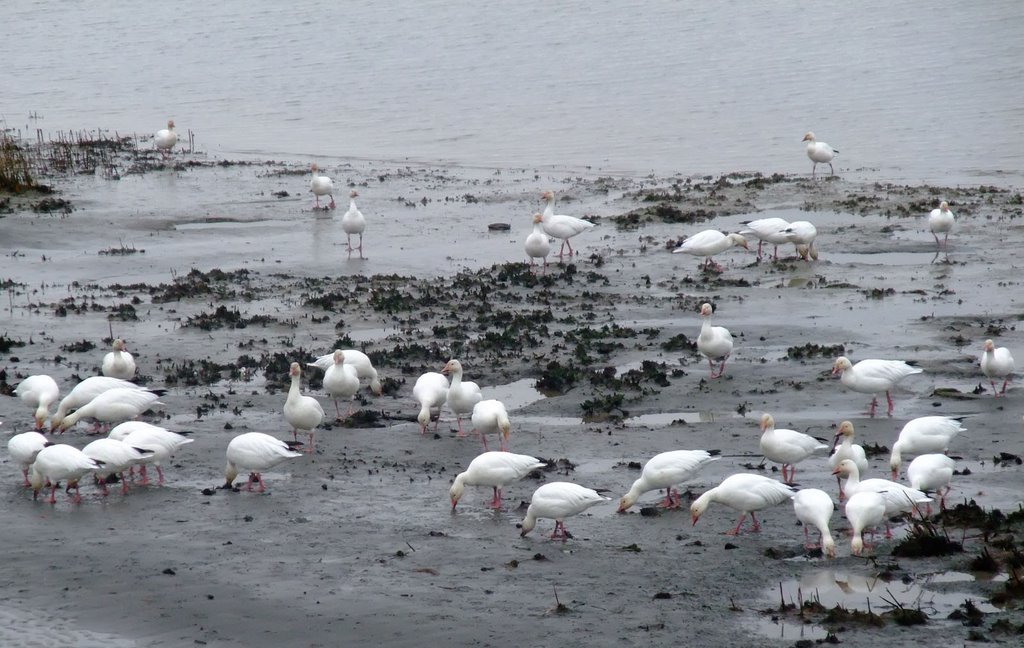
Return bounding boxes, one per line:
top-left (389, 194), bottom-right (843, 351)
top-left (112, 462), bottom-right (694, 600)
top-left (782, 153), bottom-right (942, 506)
top-left (3, 1), bottom-right (1023, 182)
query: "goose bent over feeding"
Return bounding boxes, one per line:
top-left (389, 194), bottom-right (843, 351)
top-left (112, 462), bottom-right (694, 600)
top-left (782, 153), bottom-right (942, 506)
top-left (109, 421), bottom-right (193, 485)
top-left (413, 371), bottom-right (449, 434)
top-left (15, 374), bottom-right (60, 430)
top-left (50, 376), bottom-right (149, 431)
top-left (56, 387), bottom-right (164, 433)
top-left (449, 451), bottom-right (545, 510)
top-left (690, 473), bottom-right (795, 535)
top-left (224, 432), bottom-right (304, 492)
top-left (888, 415), bottom-right (964, 478)
top-left (29, 444), bottom-right (102, 504)
top-left (832, 459), bottom-right (930, 537)
top-left (519, 481), bottom-right (610, 540)
top-left (617, 449), bottom-right (718, 511)
top-left (8, 431), bottom-right (52, 486)
top-left (471, 399), bottom-right (511, 451)
top-left (792, 488), bottom-right (836, 558)
top-left (82, 438), bottom-right (153, 496)
top-left (906, 454), bottom-right (955, 512)
top-left (309, 163), bottom-right (335, 209)
top-left (673, 230), bottom-right (748, 270)
top-left (738, 217), bottom-right (791, 261)
top-left (845, 491), bottom-right (887, 556)
top-left (309, 349), bottom-right (383, 396)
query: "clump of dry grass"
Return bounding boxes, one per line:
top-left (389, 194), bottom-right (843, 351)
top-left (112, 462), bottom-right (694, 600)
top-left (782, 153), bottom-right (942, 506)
top-left (0, 133), bottom-right (35, 192)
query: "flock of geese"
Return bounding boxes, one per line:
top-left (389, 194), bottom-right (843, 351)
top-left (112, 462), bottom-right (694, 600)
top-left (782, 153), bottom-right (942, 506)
top-left (3, 125), bottom-right (1018, 560)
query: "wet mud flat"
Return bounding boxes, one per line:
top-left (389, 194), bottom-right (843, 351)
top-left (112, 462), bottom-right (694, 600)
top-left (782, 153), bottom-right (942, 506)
top-left (1, 142), bottom-right (1024, 646)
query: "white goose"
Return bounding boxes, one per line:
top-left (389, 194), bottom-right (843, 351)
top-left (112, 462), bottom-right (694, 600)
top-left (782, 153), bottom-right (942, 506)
top-left (82, 438), bottom-right (153, 496)
top-left (525, 213), bottom-right (551, 270)
top-left (56, 387), bottom-right (164, 433)
top-left (792, 488), bottom-right (836, 558)
top-left (831, 459), bottom-right (930, 537)
top-left (697, 302), bottom-right (733, 379)
top-left (449, 451), bottom-right (545, 510)
top-left (101, 338), bottom-right (136, 379)
top-left (441, 359), bottom-right (483, 436)
top-left (540, 190), bottom-right (595, 258)
top-left (8, 431), bottom-right (52, 486)
top-left (906, 454), bottom-right (955, 512)
top-left (15, 374), bottom-right (60, 430)
top-left (341, 189), bottom-right (366, 258)
top-left (758, 413), bottom-right (829, 484)
top-left (889, 415), bottom-right (964, 478)
top-left (309, 163), bottom-right (335, 209)
top-left (802, 131), bottom-right (838, 177)
top-left (284, 362), bottom-right (324, 452)
top-left (617, 449), bottom-right (718, 511)
top-left (672, 230), bottom-right (748, 270)
top-left (309, 349), bottom-right (383, 396)
top-left (322, 351), bottom-right (361, 419)
top-left (690, 473), bottom-right (795, 535)
top-left (980, 339), bottom-right (1015, 397)
top-left (224, 432), bottom-right (304, 492)
top-left (29, 444), bottom-right (101, 504)
top-left (155, 119), bottom-right (177, 156)
top-left (50, 376), bottom-right (147, 431)
top-left (413, 371), bottom-right (449, 434)
top-left (781, 220), bottom-right (818, 261)
top-left (928, 201), bottom-right (954, 248)
top-left (831, 356), bottom-right (923, 417)
top-left (109, 421), bottom-right (194, 485)
top-left (828, 420), bottom-right (869, 500)
top-left (738, 217), bottom-right (792, 261)
top-left (519, 481), bottom-right (610, 539)
top-left (471, 399), bottom-right (511, 451)
top-left (845, 491), bottom-right (887, 556)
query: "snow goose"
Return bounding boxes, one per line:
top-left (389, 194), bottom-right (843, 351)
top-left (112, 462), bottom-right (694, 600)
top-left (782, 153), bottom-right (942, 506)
top-left (322, 351), bottom-right (361, 419)
top-left (309, 349), bottom-right (383, 396)
top-left (980, 339), bottom-right (1015, 397)
top-left (442, 359), bottom-right (482, 436)
top-left (672, 230), bottom-right (748, 270)
top-left (155, 119), bottom-right (177, 156)
top-left (831, 459), bottom-right (930, 536)
top-left (690, 473), bottom-right (794, 535)
top-left (758, 413), bottom-right (828, 484)
top-left (927, 201), bottom-right (954, 248)
top-left (101, 338), bottom-right (136, 379)
top-left (519, 481), bottom-right (610, 539)
top-left (617, 449), bottom-right (718, 511)
top-left (341, 190), bottom-right (366, 258)
top-left (82, 438), bottom-right (153, 496)
top-left (697, 302), bottom-right (733, 379)
top-left (8, 431), bottom-right (52, 486)
top-left (29, 444), bottom-right (102, 504)
top-left (224, 432), bottom-right (304, 492)
top-left (540, 190), bottom-right (595, 258)
top-left (831, 356), bottom-right (923, 417)
top-left (828, 420), bottom-right (868, 500)
top-left (845, 491), bottom-right (887, 556)
top-left (56, 387), bottom-right (164, 433)
top-left (906, 454), bottom-right (955, 513)
top-left (413, 371), bottom-right (449, 433)
top-left (802, 132), bottom-right (838, 177)
top-left (15, 374), bottom-right (60, 430)
top-left (284, 362), bottom-right (324, 452)
top-left (792, 488), bottom-right (836, 558)
top-left (109, 421), bottom-right (193, 485)
top-left (50, 376), bottom-right (148, 431)
top-left (738, 217), bottom-right (791, 261)
top-left (471, 399), bottom-right (511, 451)
top-left (449, 451), bottom-right (545, 510)
top-left (781, 220), bottom-right (818, 261)
top-left (525, 213), bottom-right (551, 270)
top-left (309, 163), bottom-right (335, 210)
top-left (889, 415), bottom-right (964, 478)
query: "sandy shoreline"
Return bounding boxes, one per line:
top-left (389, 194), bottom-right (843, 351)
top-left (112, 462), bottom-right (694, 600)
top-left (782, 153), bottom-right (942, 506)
top-left (2, 144), bottom-right (1023, 646)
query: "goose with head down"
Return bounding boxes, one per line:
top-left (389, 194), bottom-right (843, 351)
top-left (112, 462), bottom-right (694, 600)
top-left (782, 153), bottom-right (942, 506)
top-left (690, 473), bottom-right (794, 535)
top-left (672, 230), bottom-right (748, 271)
top-left (520, 481), bottom-right (610, 540)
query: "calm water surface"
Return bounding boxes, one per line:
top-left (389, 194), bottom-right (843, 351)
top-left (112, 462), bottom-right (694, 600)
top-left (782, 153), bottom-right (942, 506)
top-left (2, 0), bottom-right (1022, 183)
